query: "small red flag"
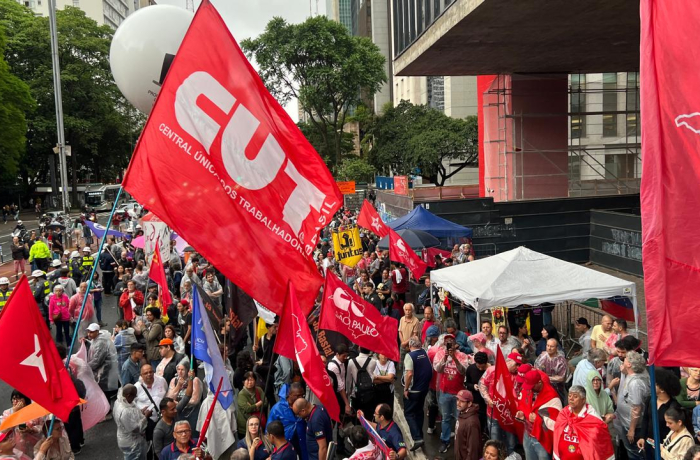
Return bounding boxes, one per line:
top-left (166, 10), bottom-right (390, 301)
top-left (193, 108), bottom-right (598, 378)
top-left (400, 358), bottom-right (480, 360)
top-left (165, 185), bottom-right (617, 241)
top-left (320, 272), bottom-right (399, 361)
top-left (0, 277), bottom-right (80, 421)
top-left (357, 200), bottom-right (389, 237)
top-left (275, 282), bottom-right (340, 422)
top-left (149, 237), bottom-right (173, 310)
top-left (388, 229), bottom-right (427, 281)
top-left (490, 346), bottom-right (523, 441)
top-left (122, 0), bottom-right (341, 317)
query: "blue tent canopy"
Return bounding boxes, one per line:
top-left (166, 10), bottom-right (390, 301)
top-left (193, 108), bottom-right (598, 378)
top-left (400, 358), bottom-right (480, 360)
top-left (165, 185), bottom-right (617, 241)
top-left (388, 206), bottom-right (473, 238)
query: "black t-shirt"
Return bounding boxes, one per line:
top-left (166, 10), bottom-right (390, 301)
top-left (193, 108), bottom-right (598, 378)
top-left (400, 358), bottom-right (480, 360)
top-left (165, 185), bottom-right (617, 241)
top-left (465, 363), bottom-right (486, 406)
top-left (178, 312), bottom-right (192, 339)
top-left (363, 292), bottom-right (383, 312)
top-left (306, 405), bottom-right (333, 460)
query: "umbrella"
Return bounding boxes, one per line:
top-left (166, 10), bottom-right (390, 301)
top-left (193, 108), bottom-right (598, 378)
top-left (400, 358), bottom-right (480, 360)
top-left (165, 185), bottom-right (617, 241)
top-left (377, 229), bottom-right (441, 250)
top-left (47, 221), bottom-right (65, 230)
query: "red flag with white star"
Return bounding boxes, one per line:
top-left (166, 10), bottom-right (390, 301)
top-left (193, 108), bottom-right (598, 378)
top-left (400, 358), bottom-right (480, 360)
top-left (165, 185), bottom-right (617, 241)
top-left (0, 277), bottom-right (80, 421)
top-left (388, 229), bottom-right (427, 281)
top-left (357, 199), bottom-right (389, 237)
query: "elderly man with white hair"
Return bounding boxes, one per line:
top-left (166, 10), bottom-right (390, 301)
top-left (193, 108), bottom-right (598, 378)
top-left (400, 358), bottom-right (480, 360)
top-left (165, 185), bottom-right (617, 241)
top-left (572, 348), bottom-right (607, 388)
top-left (160, 421), bottom-right (209, 460)
top-left (613, 351), bottom-right (650, 460)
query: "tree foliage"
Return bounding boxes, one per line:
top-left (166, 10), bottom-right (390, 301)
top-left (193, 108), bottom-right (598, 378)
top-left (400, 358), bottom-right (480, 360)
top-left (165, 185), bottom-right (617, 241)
top-left (242, 16), bottom-right (386, 168)
top-left (335, 157), bottom-right (375, 183)
top-left (365, 101), bottom-right (478, 185)
top-left (0, 0), bottom-right (142, 202)
top-left (297, 121), bottom-right (355, 167)
top-left (0, 24), bottom-right (34, 183)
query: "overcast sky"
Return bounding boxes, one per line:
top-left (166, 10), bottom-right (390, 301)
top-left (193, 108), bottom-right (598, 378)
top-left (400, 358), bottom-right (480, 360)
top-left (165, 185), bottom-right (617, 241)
top-left (157, 0), bottom-right (326, 121)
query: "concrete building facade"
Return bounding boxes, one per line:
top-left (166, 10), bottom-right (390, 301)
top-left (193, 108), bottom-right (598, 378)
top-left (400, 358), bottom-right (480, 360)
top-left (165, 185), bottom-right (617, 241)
top-left (17, 0), bottom-right (133, 28)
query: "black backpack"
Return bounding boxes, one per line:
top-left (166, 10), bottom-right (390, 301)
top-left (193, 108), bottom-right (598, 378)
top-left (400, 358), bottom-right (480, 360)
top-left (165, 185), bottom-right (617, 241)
top-left (352, 358), bottom-right (374, 405)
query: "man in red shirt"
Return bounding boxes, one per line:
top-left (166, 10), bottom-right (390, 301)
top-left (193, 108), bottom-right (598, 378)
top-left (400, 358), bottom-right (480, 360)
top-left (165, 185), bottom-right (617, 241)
top-left (390, 262), bottom-right (408, 303)
top-left (432, 333), bottom-right (472, 453)
top-left (478, 353), bottom-right (520, 454)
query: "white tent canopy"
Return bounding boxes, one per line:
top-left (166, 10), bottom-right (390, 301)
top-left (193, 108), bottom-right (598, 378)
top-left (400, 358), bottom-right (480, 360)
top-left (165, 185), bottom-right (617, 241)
top-left (430, 246), bottom-right (637, 327)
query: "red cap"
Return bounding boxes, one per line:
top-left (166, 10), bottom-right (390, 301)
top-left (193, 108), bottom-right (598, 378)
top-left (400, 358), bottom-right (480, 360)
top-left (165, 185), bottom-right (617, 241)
top-left (516, 364), bottom-right (533, 384)
top-left (0, 430), bottom-right (12, 443)
top-left (158, 338), bottom-right (174, 347)
top-left (456, 390), bottom-right (473, 402)
top-left (507, 352), bottom-right (523, 365)
top-left (522, 370), bottom-right (542, 390)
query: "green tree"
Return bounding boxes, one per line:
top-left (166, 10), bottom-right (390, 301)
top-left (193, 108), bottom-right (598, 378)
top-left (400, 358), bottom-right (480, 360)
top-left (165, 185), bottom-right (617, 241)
top-left (365, 101), bottom-right (478, 185)
top-left (297, 121), bottom-right (355, 167)
top-left (0, 0), bottom-right (142, 204)
top-left (335, 157), bottom-right (375, 183)
top-left (0, 24), bottom-right (34, 184)
top-left (242, 16), bottom-right (386, 168)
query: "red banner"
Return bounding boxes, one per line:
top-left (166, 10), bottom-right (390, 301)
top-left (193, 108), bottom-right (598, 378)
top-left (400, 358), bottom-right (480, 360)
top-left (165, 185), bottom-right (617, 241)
top-left (357, 199), bottom-right (389, 237)
top-left (490, 347), bottom-right (523, 440)
top-left (275, 282), bottom-right (340, 422)
top-left (640, 0), bottom-right (700, 366)
top-left (422, 247), bottom-right (452, 268)
top-left (122, 0), bottom-right (341, 316)
top-left (388, 229), bottom-right (427, 281)
top-left (149, 237), bottom-right (173, 310)
top-left (0, 278), bottom-right (80, 421)
top-left (320, 272), bottom-right (399, 361)
top-left (393, 176), bottom-right (408, 195)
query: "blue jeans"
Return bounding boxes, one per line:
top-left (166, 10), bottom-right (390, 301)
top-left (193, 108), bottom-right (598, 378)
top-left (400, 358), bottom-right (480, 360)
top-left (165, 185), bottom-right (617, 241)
top-left (95, 298), bottom-right (103, 322)
top-left (404, 391), bottom-right (427, 441)
top-left (523, 434), bottom-right (551, 460)
top-left (489, 417), bottom-right (517, 454)
top-left (439, 392), bottom-right (458, 443)
top-left (465, 308), bottom-right (477, 335)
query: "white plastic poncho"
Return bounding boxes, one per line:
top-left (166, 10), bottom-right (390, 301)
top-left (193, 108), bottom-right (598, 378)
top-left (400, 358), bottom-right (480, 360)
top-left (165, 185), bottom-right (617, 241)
top-left (87, 330), bottom-right (119, 392)
top-left (196, 392), bottom-right (236, 460)
top-left (113, 389), bottom-right (148, 453)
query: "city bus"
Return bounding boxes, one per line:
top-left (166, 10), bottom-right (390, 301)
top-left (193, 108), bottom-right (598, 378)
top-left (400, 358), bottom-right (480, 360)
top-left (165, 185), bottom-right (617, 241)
top-left (84, 184), bottom-right (129, 212)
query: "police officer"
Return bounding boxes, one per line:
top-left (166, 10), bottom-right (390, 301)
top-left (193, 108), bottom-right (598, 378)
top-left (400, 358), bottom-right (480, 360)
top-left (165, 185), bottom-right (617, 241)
top-left (47, 259), bottom-right (63, 283)
top-left (69, 251), bottom-right (83, 285)
top-left (31, 270), bottom-right (51, 327)
top-left (80, 247), bottom-right (94, 281)
top-left (0, 277), bottom-right (12, 311)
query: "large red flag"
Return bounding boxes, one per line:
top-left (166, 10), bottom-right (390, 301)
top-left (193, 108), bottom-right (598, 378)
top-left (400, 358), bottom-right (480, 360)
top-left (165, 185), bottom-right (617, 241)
top-left (357, 199), bottom-right (389, 237)
top-left (149, 237), bottom-right (173, 311)
top-left (490, 348), bottom-right (523, 440)
top-left (640, 0), bottom-right (700, 366)
top-left (320, 272), bottom-right (399, 361)
top-left (388, 229), bottom-right (427, 281)
top-left (275, 282), bottom-right (340, 422)
top-left (0, 277), bottom-right (80, 421)
top-left (122, 0), bottom-right (341, 316)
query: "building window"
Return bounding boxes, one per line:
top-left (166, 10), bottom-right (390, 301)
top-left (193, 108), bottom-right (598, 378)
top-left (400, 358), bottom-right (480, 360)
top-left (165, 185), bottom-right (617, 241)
top-left (602, 73), bottom-right (618, 137)
top-left (570, 74), bottom-right (586, 139)
top-left (626, 72), bottom-right (640, 138)
top-left (73, 0), bottom-right (79, 6)
top-left (605, 153), bottom-right (636, 180)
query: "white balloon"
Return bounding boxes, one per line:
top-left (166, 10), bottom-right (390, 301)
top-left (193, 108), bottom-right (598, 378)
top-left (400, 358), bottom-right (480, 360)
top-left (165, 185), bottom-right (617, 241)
top-left (110, 5), bottom-right (194, 115)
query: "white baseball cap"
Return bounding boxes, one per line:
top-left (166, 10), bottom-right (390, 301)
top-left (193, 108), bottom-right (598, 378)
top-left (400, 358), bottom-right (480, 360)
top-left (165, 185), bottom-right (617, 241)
top-left (86, 323), bottom-right (100, 332)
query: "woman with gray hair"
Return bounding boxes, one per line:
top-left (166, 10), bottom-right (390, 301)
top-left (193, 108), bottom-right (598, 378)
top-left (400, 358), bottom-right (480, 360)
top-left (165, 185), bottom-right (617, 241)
top-left (553, 385), bottom-right (615, 459)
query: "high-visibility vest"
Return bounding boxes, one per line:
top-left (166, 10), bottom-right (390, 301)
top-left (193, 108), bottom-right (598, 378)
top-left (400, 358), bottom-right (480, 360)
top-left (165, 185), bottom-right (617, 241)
top-left (0, 290), bottom-right (12, 310)
top-left (42, 280), bottom-right (51, 297)
top-left (81, 256), bottom-right (94, 271)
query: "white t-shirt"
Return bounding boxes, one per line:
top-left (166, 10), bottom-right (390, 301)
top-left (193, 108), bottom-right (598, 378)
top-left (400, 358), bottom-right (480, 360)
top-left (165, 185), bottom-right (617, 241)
top-left (372, 360), bottom-right (396, 392)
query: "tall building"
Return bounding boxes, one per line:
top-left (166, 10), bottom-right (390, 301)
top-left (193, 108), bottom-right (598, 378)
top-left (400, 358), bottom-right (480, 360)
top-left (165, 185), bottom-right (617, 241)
top-left (17, 0), bottom-right (133, 29)
top-left (370, 0), bottom-right (392, 113)
top-left (326, 0), bottom-right (354, 33)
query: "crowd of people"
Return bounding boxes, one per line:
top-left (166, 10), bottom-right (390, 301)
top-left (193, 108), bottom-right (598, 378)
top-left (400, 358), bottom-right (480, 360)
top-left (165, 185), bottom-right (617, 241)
top-left (0, 207), bottom-right (699, 460)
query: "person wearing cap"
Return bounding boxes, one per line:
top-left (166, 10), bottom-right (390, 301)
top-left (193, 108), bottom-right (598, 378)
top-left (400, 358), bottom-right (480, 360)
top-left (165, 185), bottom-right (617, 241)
top-left (80, 247), bottom-right (94, 281)
top-left (86, 323), bottom-right (120, 401)
top-left (403, 336), bottom-right (432, 452)
top-left (28, 237), bottom-right (51, 272)
top-left (46, 259), bottom-right (63, 283)
top-left (469, 332), bottom-right (496, 365)
top-left (68, 251), bottom-right (83, 287)
top-left (568, 318), bottom-right (593, 370)
top-left (516, 369), bottom-right (562, 459)
top-left (444, 318), bottom-right (470, 354)
top-left (156, 338), bottom-right (185, 383)
top-left (121, 343), bottom-right (146, 386)
top-left (0, 278), bottom-right (11, 312)
top-left (30, 270), bottom-right (51, 327)
top-left (572, 348), bottom-right (607, 388)
top-left (553, 385), bottom-right (614, 460)
top-left (433, 332), bottom-right (471, 453)
top-left (478, 354), bottom-right (520, 454)
top-left (535, 338), bottom-right (569, 405)
top-left (515, 363), bottom-right (533, 397)
top-left (455, 390), bottom-right (481, 460)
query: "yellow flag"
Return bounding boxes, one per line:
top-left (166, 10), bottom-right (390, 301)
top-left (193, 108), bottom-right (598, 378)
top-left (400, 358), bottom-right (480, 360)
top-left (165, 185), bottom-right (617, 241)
top-left (332, 227), bottom-right (363, 267)
top-left (256, 317), bottom-right (268, 340)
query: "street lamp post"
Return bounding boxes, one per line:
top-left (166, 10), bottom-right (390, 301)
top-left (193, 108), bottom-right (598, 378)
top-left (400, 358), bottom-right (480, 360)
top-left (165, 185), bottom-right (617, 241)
top-left (48, 0), bottom-right (69, 213)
